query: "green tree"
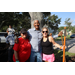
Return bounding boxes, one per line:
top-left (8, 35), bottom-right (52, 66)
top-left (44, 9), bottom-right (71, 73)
top-left (64, 18), bottom-right (72, 31)
top-left (58, 26), bottom-right (72, 32)
top-left (58, 26), bottom-right (64, 32)
top-left (0, 12), bottom-right (59, 31)
top-left (72, 28), bottom-right (75, 33)
top-left (0, 12), bottom-right (31, 32)
top-left (44, 14), bottom-right (61, 33)
top-left (72, 25), bottom-right (75, 33)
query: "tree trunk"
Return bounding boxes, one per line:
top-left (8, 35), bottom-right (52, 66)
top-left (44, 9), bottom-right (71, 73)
top-left (29, 12), bottom-right (43, 28)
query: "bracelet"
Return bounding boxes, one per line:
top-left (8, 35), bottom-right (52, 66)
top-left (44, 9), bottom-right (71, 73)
top-left (16, 60), bottom-right (19, 62)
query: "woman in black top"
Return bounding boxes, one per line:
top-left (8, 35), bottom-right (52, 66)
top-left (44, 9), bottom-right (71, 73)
top-left (41, 27), bottom-right (66, 62)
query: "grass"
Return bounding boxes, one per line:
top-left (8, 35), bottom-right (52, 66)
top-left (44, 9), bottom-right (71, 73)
top-left (54, 49), bottom-right (75, 58)
top-left (54, 35), bottom-right (71, 41)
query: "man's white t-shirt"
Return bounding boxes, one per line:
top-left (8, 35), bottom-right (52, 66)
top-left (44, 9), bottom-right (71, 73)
top-left (5, 35), bottom-right (15, 45)
top-left (7, 28), bottom-right (15, 36)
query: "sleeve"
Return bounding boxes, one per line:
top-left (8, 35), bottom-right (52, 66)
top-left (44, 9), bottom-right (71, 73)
top-left (13, 43), bottom-right (19, 51)
top-left (52, 34), bottom-right (58, 39)
top-left (7, 28), bottom-right (9, 31)
top-left (13, 29), bottom-right (15, 32)
top-left (27, 29), bottom-right (31, 36)
top-left (12, 28), bottom-right (15, 33)
top-left (27, 30), bottom-right (31, 40)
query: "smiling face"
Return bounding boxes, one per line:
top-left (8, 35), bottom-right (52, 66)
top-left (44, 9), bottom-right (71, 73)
top-left (33, 20), bottom-right (40, 30)
top-left (42, 28), bottom-right (48, 37)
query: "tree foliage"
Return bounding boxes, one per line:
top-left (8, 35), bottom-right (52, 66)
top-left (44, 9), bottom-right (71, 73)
top-left (0, 12), bottom-right (30, 32)
top-left (72, 25), bottom-right (75, 33)
top-left (43, 14), bottom-right (61, 33)
top-left (0, 12), bottom-right (52, 32)
top-left (0, 12), bottom-right (61, 33)
top-left (58, 26), bottom-right (64, 32)
top-left (58, 26), bottom-right (71, 32)
top-left (64, 18), bottom-right (72, 31)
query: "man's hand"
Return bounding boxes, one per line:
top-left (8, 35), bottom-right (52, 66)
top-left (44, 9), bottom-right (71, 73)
top-left (58, 31), bottom-right (63, 36)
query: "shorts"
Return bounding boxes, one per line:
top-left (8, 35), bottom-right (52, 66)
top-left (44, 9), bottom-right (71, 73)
top-left (43, 53), bottom-right (55, 62)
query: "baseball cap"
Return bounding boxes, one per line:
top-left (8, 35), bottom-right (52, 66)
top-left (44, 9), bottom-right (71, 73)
top-left (20, 28), bottom-right (27, 34)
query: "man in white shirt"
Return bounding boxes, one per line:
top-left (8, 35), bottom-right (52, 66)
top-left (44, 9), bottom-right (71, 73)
top-left (5, 32), bottom-right (15, 62)
top-left (7, 25), bottom-right (15, 36)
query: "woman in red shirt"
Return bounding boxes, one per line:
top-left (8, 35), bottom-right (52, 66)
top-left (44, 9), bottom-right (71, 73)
top-left (13, 28), bottom-right (31, 62)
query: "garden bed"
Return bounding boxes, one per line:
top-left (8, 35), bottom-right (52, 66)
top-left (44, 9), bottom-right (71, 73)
top-left (54, 50), bottom-right (75, 62)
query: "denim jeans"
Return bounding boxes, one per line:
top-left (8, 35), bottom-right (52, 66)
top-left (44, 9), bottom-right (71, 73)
top-left (30, 51), bottom-right (42, 62)
top-left (8, 45), bottom-right (14, 62)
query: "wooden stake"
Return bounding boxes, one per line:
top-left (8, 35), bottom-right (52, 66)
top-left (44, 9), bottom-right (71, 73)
top-left (61, 33), bottom-right (66, 62)
top-left (61, 35), bottom-right (64, 45)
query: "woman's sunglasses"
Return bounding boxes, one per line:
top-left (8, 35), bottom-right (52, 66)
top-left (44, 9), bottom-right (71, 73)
top-left (42, 31), bottom-right (48, 33)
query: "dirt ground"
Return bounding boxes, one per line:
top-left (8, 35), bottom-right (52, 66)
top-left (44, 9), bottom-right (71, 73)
top-left (0, 43), bottom-right (75, 62)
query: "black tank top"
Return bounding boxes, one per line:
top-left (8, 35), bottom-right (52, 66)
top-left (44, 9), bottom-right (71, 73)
top-left (41, 37), bottom-right (54, 55)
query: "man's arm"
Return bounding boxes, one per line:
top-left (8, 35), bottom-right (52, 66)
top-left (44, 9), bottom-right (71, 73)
top-left (27, 30), bottom-right (31, 40)
top-left (52, 34), bottom-right (58, 39)
top-left (6, 28), bottom-right (9, 33)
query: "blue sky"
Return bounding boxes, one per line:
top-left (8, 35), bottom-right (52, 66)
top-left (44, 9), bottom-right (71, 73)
top-left (51, 12), bottom-right (75, 27)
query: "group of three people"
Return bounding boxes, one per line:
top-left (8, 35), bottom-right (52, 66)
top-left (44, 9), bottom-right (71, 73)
top-left (12, 20), bottom-right (64, 62)
top-left (5, 20), bottom-right (64, 62)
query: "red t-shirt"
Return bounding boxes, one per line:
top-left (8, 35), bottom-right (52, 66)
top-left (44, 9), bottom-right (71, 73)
top-left (13, 37), bottom-right (31, 62)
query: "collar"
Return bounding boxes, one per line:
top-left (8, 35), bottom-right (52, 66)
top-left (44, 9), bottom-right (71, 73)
top-left (33, 28), bottom-right (41, 31)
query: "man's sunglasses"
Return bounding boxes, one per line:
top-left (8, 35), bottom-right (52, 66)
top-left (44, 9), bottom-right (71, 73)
top-left (42, 31), bottom-right (48, 33)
